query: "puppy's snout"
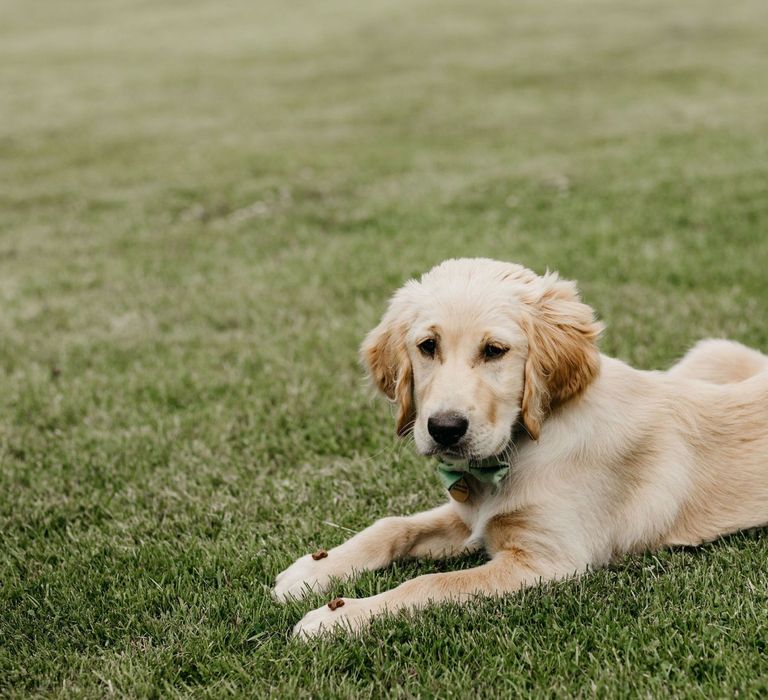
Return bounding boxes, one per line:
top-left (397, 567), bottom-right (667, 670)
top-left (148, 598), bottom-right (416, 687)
top-left (427, 412), bottom-right (469, 447)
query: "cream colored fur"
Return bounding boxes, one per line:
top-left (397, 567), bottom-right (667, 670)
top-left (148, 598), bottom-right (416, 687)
top-left (274, 258), bottom-right (768, 638)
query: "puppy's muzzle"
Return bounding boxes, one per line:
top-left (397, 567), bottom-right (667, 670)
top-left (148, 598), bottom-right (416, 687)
top-left (427, 412), bottom-right (469, 447)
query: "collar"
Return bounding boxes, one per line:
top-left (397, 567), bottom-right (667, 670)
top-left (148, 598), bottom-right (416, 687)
top-left (436, 456), bottom-right (509, 502)
top-left (434, 422), bottom-right (523, 502)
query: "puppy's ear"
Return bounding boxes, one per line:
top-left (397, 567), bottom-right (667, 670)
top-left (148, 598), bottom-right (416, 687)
top-left (360, 300), bottom-right (415, 437)
top-left (520, 274), bottom-right (603, 440)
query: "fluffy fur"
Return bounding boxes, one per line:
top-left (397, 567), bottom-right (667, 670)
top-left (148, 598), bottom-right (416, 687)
top-left (274, 258), bottom-right (768, 637)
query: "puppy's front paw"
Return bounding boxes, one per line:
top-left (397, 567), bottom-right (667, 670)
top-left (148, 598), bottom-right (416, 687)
top-left (292, 597), bottom-right (377, 639)
top-left (273, 553), bottom-right (334, 602)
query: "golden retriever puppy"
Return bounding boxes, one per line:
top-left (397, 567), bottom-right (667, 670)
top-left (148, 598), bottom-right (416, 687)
top-left (274, 258), bottom-right (768, 637)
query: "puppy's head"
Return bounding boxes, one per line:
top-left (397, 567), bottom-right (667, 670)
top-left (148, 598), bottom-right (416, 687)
top-left (361, 258), bottom-right (603, 459)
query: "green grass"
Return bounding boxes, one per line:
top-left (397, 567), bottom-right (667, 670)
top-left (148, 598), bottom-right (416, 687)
top-left (2, 0), bottom-right (768, 696)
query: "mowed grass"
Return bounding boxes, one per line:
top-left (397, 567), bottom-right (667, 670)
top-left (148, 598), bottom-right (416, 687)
top-left (2, 0), bottom-right (768, 696)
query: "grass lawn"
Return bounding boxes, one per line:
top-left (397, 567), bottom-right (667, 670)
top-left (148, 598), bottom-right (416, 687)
top-left (3, 0), bottom-right (768, 696)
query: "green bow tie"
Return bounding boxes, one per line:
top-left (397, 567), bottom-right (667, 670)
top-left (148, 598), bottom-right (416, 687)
top-left (436, 457), bottom-right (509, 499)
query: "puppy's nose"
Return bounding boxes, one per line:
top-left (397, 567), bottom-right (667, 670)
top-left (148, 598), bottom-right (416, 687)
top-left (427, 412), bottom-right (469, 447)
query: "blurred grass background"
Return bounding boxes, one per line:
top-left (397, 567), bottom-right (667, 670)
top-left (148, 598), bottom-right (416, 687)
top-left (2, 0), bottom-right (768, 696)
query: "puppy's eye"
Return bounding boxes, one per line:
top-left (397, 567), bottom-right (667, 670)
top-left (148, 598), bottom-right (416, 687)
top-left (483, 343), bottom-right (508, 360)
top-left (418, 338), bottom-right (437, 357)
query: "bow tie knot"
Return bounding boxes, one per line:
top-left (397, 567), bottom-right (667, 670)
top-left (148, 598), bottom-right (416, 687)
top-left (436, 458), bottom-right (509, 502)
